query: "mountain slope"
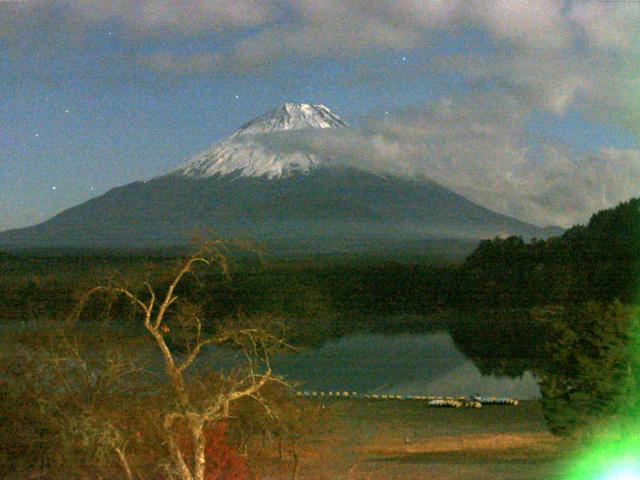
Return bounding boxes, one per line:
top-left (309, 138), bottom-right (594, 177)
top-left (0, 167), bottom-right (560, 249)
top-left (0, 102), bottom-right (562, 251)
top-left (172, 103), bottom-right (346, 179)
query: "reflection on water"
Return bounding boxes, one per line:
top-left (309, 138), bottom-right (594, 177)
top-left (2, 316), bottom-right (542, 398)
top-left (273, 332), bottom-right (541, 399)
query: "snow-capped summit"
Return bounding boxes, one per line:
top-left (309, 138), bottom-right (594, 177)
top-left (0, 100), bottom-right (561, 250)
top-left (171, 103), bottom-right (346, 179)
top-left (235, 103), bottom-right (347, 135)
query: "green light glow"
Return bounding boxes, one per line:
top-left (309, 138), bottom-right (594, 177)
top-left (562, 437), bottom-right (640, 479)
top-left (561, 305), bottom-right (640, 479)
top-left (535, 191), bottom-right (640, 480)
top-left (603, 466), bottom-right (640, 480)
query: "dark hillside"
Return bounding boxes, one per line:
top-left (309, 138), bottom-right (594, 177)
top-left (461, 198), bottom-right (640, 308)
top-left (0, 168), bottom-right (560, 250)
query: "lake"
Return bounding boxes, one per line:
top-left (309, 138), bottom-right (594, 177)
top-left (273, 332), bottom-right (541, 399)
top-left (1, 321), bottom-right (541, 399)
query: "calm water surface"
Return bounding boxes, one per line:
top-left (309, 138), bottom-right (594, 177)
top-left (1, 322), bottom-right (540, 399)
top-left (273, 332), bottom-right (541, 399)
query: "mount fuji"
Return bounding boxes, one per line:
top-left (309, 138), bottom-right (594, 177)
top-left (0, 103), bottom-right (561, 251)
top-left (172, 102), bottom-right (347, 179)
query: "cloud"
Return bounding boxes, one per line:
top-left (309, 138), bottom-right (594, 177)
top-left (2, 0), bottom-right (575, 49)
top-left (227, 0), bottom-right (574, 70)
top-left (531, 147), bottom-right (640, 226)
top-left (137, 52), bottom-right (218, 75)
top-left (0, 0), bottom-right (271, 40)
top-left (31, 0), bottom-right (630, 143)
top-left (443, 50), bottom-right (594, 116)
top-left (3, 1), bottom-right (633, 129)
top-left (66, 0), bottom-right (274, 34)
top-left (444, 41), bottom-right (639, 140)
top-left (262, 93), bottom-right (640, 227)
top-left (0, 0), bottom-right (275, 54)
top-left (1, 1), bottom-right (575, 64)
top-left (570, 0), bottom-right (640, 52)
top-left (466, 0), bottom-right (572, 50)
top-left (227, 1), bottom-right (430, 71)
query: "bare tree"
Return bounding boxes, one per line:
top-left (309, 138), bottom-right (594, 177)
top-left (0, 321), bottom-right (155, 479)
top-left (73, 241), bottom-right (290, 480)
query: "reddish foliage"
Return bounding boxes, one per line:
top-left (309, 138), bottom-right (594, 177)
top-left (160, 422), bottom-right (251, 480)
top-left (202, 423), bottom-right (251, 480)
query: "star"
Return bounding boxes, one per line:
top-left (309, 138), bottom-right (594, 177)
top-left (64, 109), bottom-right (70, 114)
top-left (34, 133), bottom-right (40, 137)
top-left (235, 95), bottom-right (239, 100)
top-left (51, 186), bottom-right (56, 190)
top-left (402, 56), bottom-right (407, 62)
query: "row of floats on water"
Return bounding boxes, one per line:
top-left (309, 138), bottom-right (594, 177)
top-left (294, 391), bottom-right (519, 408)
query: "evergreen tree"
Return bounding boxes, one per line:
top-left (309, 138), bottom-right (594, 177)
top-left (463, 198), bottom-right (640, 307)
top-left (536, 300), bottom-right (639, 436)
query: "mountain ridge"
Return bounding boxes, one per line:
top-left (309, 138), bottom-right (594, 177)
top-left (172, 102), bottom-right (345, 179)
top-left (0, 167), bottom-right (562, 250)
top-left (0, 103), bottom-right (564, 251)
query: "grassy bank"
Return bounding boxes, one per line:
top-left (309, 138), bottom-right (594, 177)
top-left (261, 399), bottom-right (566, 479)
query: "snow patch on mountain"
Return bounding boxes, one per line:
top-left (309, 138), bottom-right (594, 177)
top-left (236, 102), bottom-right (347, 135)
top-left (172, 103), bottom-right (346, 179)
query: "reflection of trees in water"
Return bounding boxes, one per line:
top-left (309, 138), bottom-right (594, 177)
top-left (447, 310), bottom-right (548, 378)
top-left (287, 308), bottom-right (547, 380)
top-left (286, 311), bottom-right (449, 349)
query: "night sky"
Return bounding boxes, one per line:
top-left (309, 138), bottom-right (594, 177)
top-left (2, 1), bottom-right (639, 231)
